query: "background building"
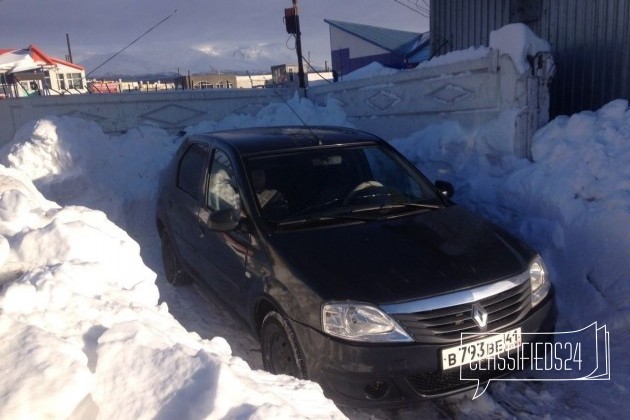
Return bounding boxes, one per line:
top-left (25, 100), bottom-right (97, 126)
top-left (0, 45), bottom-right (87, 97)
top-left (325, 19), bottom-right (430, 78)
top-left (175, 73), bottom-right (238, 90)
top-left (271, 64), bottom-right (299, 87)
top-left (270, 64), bottom-right (333, 88)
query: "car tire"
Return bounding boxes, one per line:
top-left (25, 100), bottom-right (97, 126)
top-left (160, 231), bottom-right (192, 286)
top-left (261, 311), bottom-right (307, 379)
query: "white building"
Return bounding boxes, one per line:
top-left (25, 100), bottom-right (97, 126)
top-left (271, 64), bottom-right (333, 88)
top-left (0, 44), bottom-right (87, 98)
top-left (235, 74), bottom-right (273, 89)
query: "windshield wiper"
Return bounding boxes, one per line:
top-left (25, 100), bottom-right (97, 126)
top-left (272, 201), bottom-right (444, 228)
top-left (349, 202), bottom-right (444, 213)
top-left (272, 213), bottom-right (373, 228)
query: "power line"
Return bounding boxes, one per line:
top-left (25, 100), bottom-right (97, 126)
top-left (301, 55), bottom-right (333, 85)
top-left (392, 0), bottom-right (430, 18)
top-left (87, 9), bottom-right (178, 77)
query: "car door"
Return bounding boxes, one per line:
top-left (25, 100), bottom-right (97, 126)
top-left (197, 147), bottom-right (252, 309)
top-left (168, 142), bottom-right (209, 276)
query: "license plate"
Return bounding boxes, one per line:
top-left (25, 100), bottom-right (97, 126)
top-left (441, 327), bottom-right (522, 370)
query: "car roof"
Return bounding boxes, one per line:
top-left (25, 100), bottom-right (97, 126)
top-left (185, 126), bottom-right (383, 156)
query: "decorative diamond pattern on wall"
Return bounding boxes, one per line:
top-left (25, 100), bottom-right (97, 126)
top-left (141, 104), bottom-right (205, 126)
top-left (428, 84), bottom-right (472, 103)
top-left (367, 91), bottom-right (401, 110)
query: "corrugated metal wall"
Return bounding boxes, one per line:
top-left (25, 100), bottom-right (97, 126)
top-left (430, 0), bottom-right (630, 117)
top-left (430, 0), bottom-right (510, 54)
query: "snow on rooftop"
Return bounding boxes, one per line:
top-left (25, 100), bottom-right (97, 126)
top-left (0, 49), bottom-right (39, 73)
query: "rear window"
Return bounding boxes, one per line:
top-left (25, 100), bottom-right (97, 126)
top-left (177, 144), bottom-right (208, 200)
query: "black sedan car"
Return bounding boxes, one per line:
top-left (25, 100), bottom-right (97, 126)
top-left (156, 126), bottom-right (556, 407)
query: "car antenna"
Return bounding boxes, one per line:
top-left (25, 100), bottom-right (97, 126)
top-left (271, 87), bottom-right (323, 145)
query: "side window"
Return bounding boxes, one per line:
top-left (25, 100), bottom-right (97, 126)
top-left (177, 144), bottom-right (208, 200)
top-left (207, 149), bottom-right (240, 211)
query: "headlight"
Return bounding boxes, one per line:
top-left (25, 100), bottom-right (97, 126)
top-left (530, 255), bottom-right (551, 307)
top-left (322, 302), bottom-right (413, 342)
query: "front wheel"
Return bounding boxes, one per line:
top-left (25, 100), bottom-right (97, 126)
top-left (160, 231), bottom-right (192, 286)
top-left (261, 311), bottom-right (307, 379)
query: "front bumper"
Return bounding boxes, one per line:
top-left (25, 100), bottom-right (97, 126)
top-left (292, 291), bottom-right (556, 408)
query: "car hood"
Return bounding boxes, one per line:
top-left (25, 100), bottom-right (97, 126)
top-left (265, 206), bottom-right (533, 305)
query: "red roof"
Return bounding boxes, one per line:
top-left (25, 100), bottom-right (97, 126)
top-left (29, 44), bottom-right (85, 71)
top-left (0, 45), bottom-right (84, 71)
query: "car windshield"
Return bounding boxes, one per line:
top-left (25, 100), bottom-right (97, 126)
top-left (245, 144), bottom-right (443, 226)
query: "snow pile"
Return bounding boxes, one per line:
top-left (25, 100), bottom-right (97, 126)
top-left (338, 47), bottom-right (491, 82)
top-left (417, 46), bottom-right (490, 69)
top-left (489, 23), bottom-right (551, 73)
top-left (184, 93), bottom-right (352, 136)
top-left (341, 61), bottom-right (402, 81)
top-left (0, 103), bottom-right (347, 418)
top-left (391, 100), bottom-right (629, 417)
top-left (415, 23), bottom-right (548, 74)
top-left (392, 99), bottom-right (630, 327)
top-left (331, 23), bottom-right (549, 83)
top-left (3, 118), bottom-right (178, 231)
top-left (0, 84), bottom-right (628, 418)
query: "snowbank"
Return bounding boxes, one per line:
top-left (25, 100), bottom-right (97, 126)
top-left (391, 100), bottom-right (629, 416)
top-left (0, 88), bottom-right (627, 418)
top-left (417, 46), bottom-right (490, 69)
top-left (3, 117), bottom-right (181, 231)
top-left (183, 92), bottom-right (352, 136)
top-left (341, 61), bottom-right (402, 81)
top-left (0, 99), bottom-right (347, 419)
top-left (392, 99), bottom-right (630, 328)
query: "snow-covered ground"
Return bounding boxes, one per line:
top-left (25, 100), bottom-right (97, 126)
top-left (0, 109), bottom-right (347, 418)
top-left (0, 92), bottom-right (627, 419)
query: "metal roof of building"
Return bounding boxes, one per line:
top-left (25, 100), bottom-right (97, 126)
top-left (406, 32), bottom-right (431, 63)
top-left (325, 19), bottom-right (429, 59)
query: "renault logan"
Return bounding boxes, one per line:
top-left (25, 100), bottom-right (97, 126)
top-left (156, 126), bottom-right (556, 407)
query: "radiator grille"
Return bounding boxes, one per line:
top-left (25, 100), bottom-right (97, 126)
top-left (393, 279), bottom-right (532, 344)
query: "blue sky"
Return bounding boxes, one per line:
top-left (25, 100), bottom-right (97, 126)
top-left (0, 0), bottom-right (429, 73)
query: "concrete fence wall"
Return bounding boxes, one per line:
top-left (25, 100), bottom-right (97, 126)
top-left (0, 50), bottom-right (552, 158)
top-left (308, 49), bottom-right (553, 158)
top-left (0, 88), bottom-right (292, 144)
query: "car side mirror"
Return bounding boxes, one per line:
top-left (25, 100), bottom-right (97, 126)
top-left (435, 180), bottom-right (454, 198)
top-left (207, 208), bottom-right (240, 231)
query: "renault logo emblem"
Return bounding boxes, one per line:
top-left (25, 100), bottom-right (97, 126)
top-left (472, 303), bottom-right (488, 329)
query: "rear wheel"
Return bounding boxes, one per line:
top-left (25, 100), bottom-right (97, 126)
top-left (261, 311), bottom-right (307, 379)
top-left (160, 231), bottom-right (192, 286)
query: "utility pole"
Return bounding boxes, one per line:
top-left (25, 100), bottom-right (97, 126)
top-left (284, 0), bottom-right (306, 89)
top-left (65, 33), bottom-right (73, 63)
